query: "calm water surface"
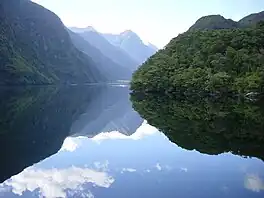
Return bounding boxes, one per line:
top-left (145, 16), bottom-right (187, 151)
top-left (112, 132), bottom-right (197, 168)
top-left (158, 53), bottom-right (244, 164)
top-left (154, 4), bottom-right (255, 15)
top-left (0, 85), bottom-right (263, 198)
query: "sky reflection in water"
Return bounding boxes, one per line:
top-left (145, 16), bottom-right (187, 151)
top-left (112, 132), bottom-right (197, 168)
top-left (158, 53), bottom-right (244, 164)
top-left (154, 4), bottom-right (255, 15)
top-left (0, 121), bottom-right (264, 198)
top-left (0, 85), bottom-right (263, 198)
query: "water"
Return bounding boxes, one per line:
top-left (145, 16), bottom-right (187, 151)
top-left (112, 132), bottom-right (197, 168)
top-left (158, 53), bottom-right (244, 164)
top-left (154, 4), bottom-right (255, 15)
top-left (0, 85), bottom-right (263, 198)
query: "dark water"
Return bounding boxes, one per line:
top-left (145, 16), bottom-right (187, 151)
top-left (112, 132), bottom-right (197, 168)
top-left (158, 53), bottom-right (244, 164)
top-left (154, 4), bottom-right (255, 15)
top-left (0, 85), bottom-right (263, 198)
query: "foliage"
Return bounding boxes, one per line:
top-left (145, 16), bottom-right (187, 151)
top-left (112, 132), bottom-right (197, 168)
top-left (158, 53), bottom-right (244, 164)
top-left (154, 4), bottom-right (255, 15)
top-left (130, 93), bottom-right (264, 160)
top-left (189, 11), bottom-right (264, 31)
top-left (131, 21), bottom-right (264, 95)
top-left (189, 15), bottom-right (238, 31)
top-left (0, 0), bottom-right (104, 85)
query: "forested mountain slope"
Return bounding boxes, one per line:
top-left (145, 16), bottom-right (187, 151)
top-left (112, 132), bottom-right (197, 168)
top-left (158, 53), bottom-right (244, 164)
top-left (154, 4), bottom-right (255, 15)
top-left (189, 15), bottom-right (238, 31)
top-left (0, 0), bottom-right (104, 85)
top-left (131, 12), bottom-right (264, 95)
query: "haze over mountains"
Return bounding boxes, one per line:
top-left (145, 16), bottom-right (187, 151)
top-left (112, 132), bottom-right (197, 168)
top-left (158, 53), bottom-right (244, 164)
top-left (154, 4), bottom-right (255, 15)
top-left (69, 26), bottom-right (159, 71)
top-left (0, 0), bottom-right (158, 85)
top-left (68, 30), bottom-right (133, 80)
top-left (103, 30), bottom-right (159, 63)
top-left (71, 28), bottom-right (139, 72)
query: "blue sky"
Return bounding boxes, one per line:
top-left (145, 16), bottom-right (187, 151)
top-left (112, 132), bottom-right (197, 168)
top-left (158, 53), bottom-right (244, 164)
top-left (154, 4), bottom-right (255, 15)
top-left (32, 0), bottom-right (264, 48)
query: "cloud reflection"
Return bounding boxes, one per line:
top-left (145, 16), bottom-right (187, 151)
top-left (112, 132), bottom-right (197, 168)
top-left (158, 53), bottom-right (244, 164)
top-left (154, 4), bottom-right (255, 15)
top-left (1, 166), bottom-right (114, 198)
top-left (244, 174), bottom-right (264, 192)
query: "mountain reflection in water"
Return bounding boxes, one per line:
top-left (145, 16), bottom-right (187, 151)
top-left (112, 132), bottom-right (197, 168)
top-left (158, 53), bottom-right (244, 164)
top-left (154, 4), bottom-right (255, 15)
top-left (131, 93), bottom-right (264, 161)
top-left (0, 85), bottom-right (143, 183)
top-left (0, 85), bottom-right (263, 198)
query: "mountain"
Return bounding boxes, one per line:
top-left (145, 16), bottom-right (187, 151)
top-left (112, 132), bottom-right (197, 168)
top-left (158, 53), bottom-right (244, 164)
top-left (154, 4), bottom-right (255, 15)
top-left (0, 0), bottom-right (104, 85)
top-left (103, 30), bottom-right (158, 63)
top-left (189, 15), bottom-right (238, 31)
top-left (189, 11), bottom-right (264, 31)
top-left (239, 11), bottom-right (264, 27)
top-left (71, 30), bottom-right (139, 71)
top-left (68, 30), bottom-right (132, 80)
top-left (131, 12), bottom-right (264, 95)
top-left (69, 26), bottom-right (97, 33)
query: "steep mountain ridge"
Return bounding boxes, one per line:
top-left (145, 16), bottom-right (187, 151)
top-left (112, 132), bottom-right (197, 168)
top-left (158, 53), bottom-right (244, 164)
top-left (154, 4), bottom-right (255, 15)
top-left (0, 0), bottom-right (105, 85)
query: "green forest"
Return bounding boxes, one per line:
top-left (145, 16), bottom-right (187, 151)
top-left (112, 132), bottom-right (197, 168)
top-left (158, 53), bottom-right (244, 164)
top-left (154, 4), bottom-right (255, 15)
top-left (130, 11), bottom-right (264, 161)
top-left (0, 0), bottom-right (105, 85)
top-left (130, 93), bottom-right (264, 160)
top-left (131, 19), bottom-right (264, 95)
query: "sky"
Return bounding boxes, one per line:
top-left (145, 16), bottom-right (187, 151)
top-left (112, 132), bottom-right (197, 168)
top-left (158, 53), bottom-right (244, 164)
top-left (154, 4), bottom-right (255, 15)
top-left (32, 0), bottom-right (264, 48)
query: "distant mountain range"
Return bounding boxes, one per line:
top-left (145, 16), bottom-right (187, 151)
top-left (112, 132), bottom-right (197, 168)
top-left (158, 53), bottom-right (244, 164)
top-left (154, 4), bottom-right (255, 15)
top-left (69, 27), bottom-right (159, 72)
top-left (68, 30), bottom-right (132, 80)
top-left (69, 26), bottom-right (97, 33)
top-left (0, 0), bottom-right (158, 85)
top-left (72, 29), bottom-right (139, 71)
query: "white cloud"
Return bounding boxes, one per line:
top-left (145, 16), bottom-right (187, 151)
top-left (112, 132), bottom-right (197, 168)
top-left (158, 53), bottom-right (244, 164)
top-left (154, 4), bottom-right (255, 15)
top-left (244, 174), bottom-right (264, 192)
top-left (2, 166), bottom-right (114, 198)
top-left (92, 120), bottom-right (158, 143)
